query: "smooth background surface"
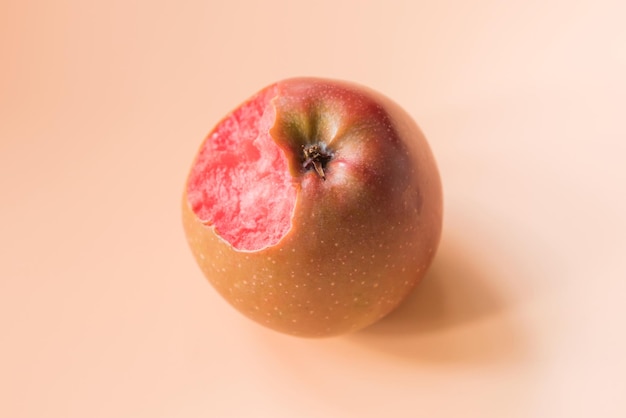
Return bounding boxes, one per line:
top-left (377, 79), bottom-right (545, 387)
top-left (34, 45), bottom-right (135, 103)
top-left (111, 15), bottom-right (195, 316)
top-left (1, 1), bottom-right (625, 417)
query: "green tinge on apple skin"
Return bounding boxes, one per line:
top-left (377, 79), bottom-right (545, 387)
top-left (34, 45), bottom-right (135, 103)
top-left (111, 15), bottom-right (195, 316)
top-left (183, 77), bottom-right (443, 337)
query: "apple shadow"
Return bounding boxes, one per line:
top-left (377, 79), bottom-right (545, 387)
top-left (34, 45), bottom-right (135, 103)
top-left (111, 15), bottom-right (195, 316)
top-left (347, 238), bottom-right (528, 365)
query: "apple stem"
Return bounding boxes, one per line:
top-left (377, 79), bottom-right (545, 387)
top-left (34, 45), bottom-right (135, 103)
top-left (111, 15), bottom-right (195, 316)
top-left (312, 160), bottom-right (326, 180)
top-left (302, 144), bottom-right (332, 180)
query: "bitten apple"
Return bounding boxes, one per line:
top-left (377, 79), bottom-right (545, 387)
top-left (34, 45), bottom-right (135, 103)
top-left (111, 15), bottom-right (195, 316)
top-left (182, 77), bottom-right (442, 337)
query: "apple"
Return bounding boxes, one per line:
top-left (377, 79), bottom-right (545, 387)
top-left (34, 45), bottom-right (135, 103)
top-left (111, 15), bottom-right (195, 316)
top-left (182, 77), bottom-right (443, 337)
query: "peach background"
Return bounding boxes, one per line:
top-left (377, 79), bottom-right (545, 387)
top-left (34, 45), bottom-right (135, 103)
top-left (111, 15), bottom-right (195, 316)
top-left (1, 0), bottom-right (625, 417)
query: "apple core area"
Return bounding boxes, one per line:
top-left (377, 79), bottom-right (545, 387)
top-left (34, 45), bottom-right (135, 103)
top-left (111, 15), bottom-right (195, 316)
top-left (186, 85), bottom-right (297, 251)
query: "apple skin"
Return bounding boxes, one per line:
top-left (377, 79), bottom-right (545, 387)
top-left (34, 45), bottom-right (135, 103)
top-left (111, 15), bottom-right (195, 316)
top-left (182, 78), bottom-right (443, 337)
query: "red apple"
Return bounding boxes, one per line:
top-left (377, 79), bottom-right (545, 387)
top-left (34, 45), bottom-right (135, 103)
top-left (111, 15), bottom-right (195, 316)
top-left (182, 77), bottom-right (442, 337)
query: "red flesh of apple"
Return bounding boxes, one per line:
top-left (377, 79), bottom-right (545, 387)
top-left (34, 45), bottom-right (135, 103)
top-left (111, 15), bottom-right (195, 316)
top-left (186, 85), bottom-right (296, 251)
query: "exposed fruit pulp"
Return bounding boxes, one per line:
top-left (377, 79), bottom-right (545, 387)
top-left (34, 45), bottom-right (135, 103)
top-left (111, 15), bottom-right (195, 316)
top-left (186, 85), bottom-right (297, 251)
